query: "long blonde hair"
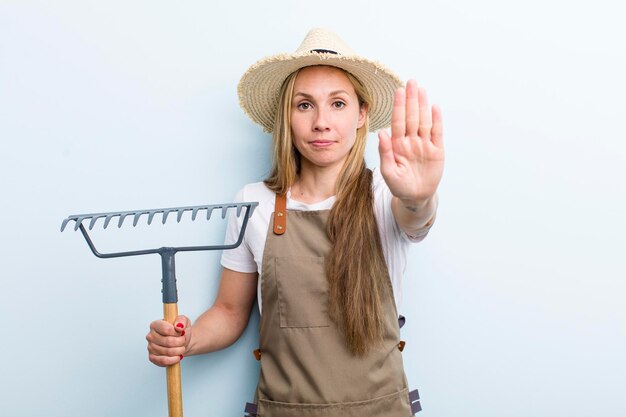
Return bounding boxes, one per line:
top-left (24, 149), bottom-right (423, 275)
top-left (264, 66), bottom-right (391, 356)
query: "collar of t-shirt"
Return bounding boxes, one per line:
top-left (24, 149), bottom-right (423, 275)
top-left (286, 188), bottom-right (336, 211)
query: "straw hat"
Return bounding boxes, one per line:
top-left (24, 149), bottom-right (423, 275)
top-left (238, 28), bottom-right (403, 133)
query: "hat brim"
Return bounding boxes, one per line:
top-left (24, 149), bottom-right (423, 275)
top-left (238, 52), bottom-right (403, 133)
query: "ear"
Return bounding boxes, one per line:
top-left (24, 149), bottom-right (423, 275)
top-left (357, 103), bottom-right (368, 129)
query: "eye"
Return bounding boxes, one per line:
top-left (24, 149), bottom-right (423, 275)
top-left (332, 101), bottom-right (346, 109)
top-left (297, 102), bottom-right (312, 110)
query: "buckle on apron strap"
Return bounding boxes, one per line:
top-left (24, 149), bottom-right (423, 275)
top-left (253, 348), bottom-right (262, 361)
top-left (244, 402), bottom-right (258, 416)
top-left (409, 389), bottom-right (422, 414)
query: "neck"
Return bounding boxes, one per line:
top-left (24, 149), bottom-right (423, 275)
top-left (292, 160), bottom-right (344, 204)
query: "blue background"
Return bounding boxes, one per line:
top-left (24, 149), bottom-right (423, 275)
top-left (1, 1), bottom-right (625, 416)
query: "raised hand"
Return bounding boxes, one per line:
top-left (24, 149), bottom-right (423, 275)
top-left (378, 80), bottom-right (444, 206)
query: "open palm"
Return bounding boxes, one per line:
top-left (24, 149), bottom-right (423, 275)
top-left (378, 80), bottom-right (445, 204)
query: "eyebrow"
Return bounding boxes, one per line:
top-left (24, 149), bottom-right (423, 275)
top-left (293, 90), bottom-right (352, 99)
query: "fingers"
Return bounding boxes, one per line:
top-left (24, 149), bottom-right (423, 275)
top-left (390, 86), bottom-right (406, 140)
top-left (149, 352), bottom-right (184, 367)
top-left (417, 86), bottom-right (432, 139)
top-left (174, 315), bottom-right (190, 336)
top-left (146, 318), bottom-right (190, 367)
top-left (150, 319), bottom-right (179, 337)
top-left (147, 338), bottom-right (186, 359)
top-left (378, 129), bottom-right (396, 169)
top-left (405, 80), bottom-right (419, 136)
top-left (431, 104), bottom-right (444, 148)
top-left (392, 80), bottom-right (435, 141)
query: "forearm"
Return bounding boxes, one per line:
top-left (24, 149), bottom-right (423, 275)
top-left (392, 193), bottom-right (438, 236)
top-left (185, 303), bottom-right (253, 356)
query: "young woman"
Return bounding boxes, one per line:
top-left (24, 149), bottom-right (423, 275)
top-left (146, 28), bottom-right (444, 416)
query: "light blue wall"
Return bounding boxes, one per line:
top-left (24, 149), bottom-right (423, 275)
top-left (1, 1), bottom-right (625, 416)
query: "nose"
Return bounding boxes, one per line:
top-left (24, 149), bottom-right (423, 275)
top-left (313, 107), bottom-right (331, 132)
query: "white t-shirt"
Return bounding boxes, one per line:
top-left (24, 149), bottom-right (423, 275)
top-left (221, 168), bottom-right (432, 314)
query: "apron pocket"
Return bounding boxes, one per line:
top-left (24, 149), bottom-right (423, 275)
top-left (276, 256), bottom-right (329, 328)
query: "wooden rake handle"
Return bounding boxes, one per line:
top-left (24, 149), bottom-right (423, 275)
top-left (164, 303), bottom-right (183, 417)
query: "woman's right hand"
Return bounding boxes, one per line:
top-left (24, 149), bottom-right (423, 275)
top-left (146, 315), bottom-right (191, 367)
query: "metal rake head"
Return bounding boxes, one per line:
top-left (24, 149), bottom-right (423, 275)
top-left (62, 201), bottom-right (259, 314)
top-left (61, 201), bottom-right (258, 259)
top-left (61, 203), bottom-right (256, 232)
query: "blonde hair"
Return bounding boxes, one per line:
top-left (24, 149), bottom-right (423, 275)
top-left (264, 66), bottom-right (391, 356)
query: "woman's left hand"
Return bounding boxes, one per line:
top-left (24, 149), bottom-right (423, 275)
top-left (378, 79), bottom-right (444, 206)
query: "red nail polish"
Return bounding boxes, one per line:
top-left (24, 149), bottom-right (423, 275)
top-left (176, 323), bottom-right (184, 328)
top-left (179, 355), bottom-right (183, 360)
top-left (181, 330), bottom-right (185, 336)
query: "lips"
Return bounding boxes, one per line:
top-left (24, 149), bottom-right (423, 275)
top-left (309, 139), bottom-right (336, 148)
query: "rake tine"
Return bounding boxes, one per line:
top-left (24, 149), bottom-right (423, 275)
top-left (236, 204), bottom-right (243, 217)
top-left (72, 217), bottom-right (80, 231)
top-left (75, 216), bottom-right (89, 231)
top-left (133, 211), bottom-right (147, 227)
top-left (147, 210), bottom-right (160, 225)
top-left (89, 215), bottom-right (106, 230)
top-left (118, 213), bottom-right (131, 228)
top-left (221, 206), bottom-right (229, 219)
top-left (104, 214), bottom-right (116, 229)
top-left (61, 218), bottom-right (72, 232)
top-left (206, 207), bottom-right (214, 220)
top-left (176, 208), bottom-right (187, 223)
top-left (162, 209), bottom-right (173, 224)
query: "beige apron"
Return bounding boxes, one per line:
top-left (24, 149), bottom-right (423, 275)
top-left (245, 194), bottom-right (421, 417)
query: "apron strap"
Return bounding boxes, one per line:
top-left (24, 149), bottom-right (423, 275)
top-left (273, 193), bottom-right (287, 235)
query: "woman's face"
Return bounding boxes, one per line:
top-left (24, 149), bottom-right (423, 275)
top-left (290, 66), bottom-right (366, 172)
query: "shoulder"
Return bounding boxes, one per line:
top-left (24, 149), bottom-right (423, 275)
top-left (234, 181), bottom-right (275, 208)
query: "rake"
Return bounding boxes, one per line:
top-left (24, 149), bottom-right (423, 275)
top-left (61, 202), bottom-right (258, 417)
